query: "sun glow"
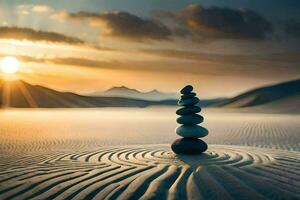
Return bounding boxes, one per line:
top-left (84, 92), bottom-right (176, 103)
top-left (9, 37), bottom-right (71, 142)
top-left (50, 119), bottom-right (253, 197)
top-left (1, 56), bottom-right (20, 74)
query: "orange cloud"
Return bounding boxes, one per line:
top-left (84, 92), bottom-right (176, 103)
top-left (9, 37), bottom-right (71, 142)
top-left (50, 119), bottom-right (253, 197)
top-left (0, 26), bottom-right (84, 44)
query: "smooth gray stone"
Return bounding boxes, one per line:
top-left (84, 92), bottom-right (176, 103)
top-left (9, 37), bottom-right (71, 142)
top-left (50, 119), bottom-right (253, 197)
top-left (178, 97), bottom-right (199, 106)
top-left (176, 106), bottom-right (201, 115)
top-left (180, 85), bottom-right (193, 94)
top-left (171, 138), bottom-right (208, 154)
top-left (176, 125), bottom-right (208, 138)
top-left (181, 92), bottom-right (196, 99)
top-left (177, 114), bottom-right (203, 125)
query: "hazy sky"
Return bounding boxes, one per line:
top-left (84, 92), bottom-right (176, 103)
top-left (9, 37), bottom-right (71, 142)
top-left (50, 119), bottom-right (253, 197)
top-left (0, 0), bottom-right (299, 97)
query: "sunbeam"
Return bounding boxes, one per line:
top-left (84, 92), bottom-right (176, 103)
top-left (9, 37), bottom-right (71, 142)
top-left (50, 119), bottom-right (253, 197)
top-left (17, 81), bottom-right (38, 108)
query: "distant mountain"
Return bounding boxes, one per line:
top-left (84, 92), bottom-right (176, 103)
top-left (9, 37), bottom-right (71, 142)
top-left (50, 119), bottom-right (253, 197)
top-left (0, 80), bottom-right (177, 108)
top-left (4, 78), bottom-right (299, 111)
top-left (0, 80), bottom-right (227, 108)
top-left (216, 78), bottom-right (300, 112)
top-left (90, 86), bottom-right (179, 101)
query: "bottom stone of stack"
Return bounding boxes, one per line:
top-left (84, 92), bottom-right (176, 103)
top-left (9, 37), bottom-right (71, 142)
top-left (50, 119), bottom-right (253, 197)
top-left (171, 138), bottom-right (208, 155)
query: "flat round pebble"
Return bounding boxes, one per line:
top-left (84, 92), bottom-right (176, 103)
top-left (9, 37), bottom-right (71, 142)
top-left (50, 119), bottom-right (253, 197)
top-left (177, 114), bottom-right (203, 125)
top-left (180, 92), bottom-right (196, 99)
top-left (176, 125), bottom-right (208, 138)
top-left (171, 138), bottom-right (208, 154)
top-left (176, 106), bottom-right (201, 115)
top-left (178, 97), bottom-right (199, 106)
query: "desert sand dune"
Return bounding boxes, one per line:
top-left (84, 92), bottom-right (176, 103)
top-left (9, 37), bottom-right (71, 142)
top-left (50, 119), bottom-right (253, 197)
top-left (0, 109), bottom-right (299, 199)
top-left (0, 145), bottom-right (299, 199)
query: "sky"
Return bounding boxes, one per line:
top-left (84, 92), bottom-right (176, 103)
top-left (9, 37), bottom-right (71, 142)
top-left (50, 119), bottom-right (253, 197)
top-left (0, 0), bottom-right (299, 97)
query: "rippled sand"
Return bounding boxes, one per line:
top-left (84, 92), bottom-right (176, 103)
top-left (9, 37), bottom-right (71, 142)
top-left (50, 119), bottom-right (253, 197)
top-left (0, 108), bottom-right (299, 199)
top-left (1, 145), bottom-right (299, 199)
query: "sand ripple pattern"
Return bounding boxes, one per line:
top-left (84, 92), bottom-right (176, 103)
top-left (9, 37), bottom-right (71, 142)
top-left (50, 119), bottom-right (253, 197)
top-left (0, 145), bottom-right (299, 200)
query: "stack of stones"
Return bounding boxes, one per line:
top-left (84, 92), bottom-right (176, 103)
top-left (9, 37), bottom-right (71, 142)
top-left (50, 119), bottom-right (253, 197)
top-left (171, 85), bottom-right (209, 155)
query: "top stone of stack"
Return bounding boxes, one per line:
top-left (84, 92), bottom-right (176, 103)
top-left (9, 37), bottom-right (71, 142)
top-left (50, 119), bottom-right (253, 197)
top-left (180, 85), bottom-right (193, 94)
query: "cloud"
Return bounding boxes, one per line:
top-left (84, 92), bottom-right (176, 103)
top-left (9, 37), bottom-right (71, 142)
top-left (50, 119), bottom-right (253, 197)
top-left (51, 5), bottom-right (273, 42)
top-left (67, 11), bottom-right (173, 41)
top-left (284, 19), bottom-right (300, 38)
top-left (4, 50), bottom-right (299, 80)
top-left (50, 10), bottom-right (69, 22)
top-left (16, 5), bottom-right (31, 15)
top-left (16, 4), bottom-right (51, 15)
top-left (4, 54), bottom-right (124, 70)
top-left (0, 26), bottom-right (84, 44)
top-left (139, 48), bottom-right (300, 78)
top-left (31, 5), bottom-right (51, 13)
top-left (161, 4), bottom-right (273, 40)
top-left (141, 48), bottom-right (300, 65)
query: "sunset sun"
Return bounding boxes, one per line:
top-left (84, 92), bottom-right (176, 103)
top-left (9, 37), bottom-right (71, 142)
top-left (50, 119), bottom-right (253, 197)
top-left (1, 56), bottom-right (20, 74)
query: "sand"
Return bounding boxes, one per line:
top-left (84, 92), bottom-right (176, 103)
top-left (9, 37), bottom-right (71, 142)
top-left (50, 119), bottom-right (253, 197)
top-left (0, 108), bottom-right (299, 199)
top-left (0, 145), bottom-right (299, 199)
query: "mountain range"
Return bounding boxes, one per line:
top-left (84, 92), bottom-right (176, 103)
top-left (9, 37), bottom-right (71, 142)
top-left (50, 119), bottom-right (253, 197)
top-left (0, 80), bottom-right (176, 108)
top-left (89, 86), bottom-right (178, 101)
top-left (0, 78), bottom-right (299, 112)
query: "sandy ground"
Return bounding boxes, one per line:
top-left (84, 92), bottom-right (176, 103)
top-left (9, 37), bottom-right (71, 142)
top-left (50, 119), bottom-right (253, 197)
top-left (0, 108), bottom-right (299, 199)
